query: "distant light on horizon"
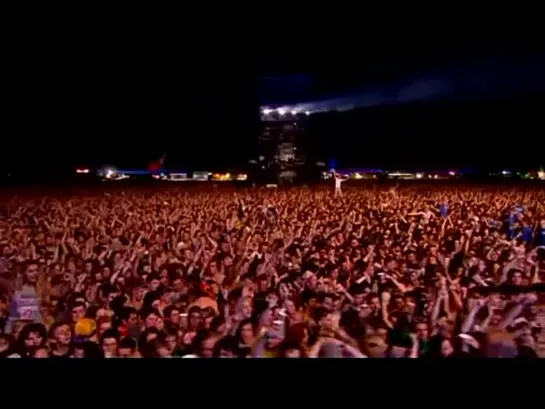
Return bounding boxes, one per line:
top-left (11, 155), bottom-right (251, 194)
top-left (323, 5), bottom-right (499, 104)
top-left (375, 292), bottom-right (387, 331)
top-left (291, 110), bottom-right (297, 115)
top-left (278, 109), bottom-right (286, 116)
top-left (262, 108), bottom-right (272, 115)
top-left (305, 111), bottom-right (310, 116)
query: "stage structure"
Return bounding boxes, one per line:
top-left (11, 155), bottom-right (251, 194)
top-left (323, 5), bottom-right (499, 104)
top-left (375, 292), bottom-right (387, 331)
top-left (256, 109), bottom-right (313, 185)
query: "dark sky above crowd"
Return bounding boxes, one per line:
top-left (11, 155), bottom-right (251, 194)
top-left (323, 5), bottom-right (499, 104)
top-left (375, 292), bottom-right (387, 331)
top-left (2, 43), bottom-right (545, 175)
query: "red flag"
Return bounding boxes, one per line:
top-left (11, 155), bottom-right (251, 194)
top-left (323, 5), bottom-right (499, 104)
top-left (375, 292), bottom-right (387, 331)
top-left (148, 154), bottom-right (165, 172)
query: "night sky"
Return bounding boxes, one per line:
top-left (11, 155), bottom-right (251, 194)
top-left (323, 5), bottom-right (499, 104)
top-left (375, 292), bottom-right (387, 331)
top-left (2, 48), bottom-right (545, 179)
top-left (1, 56), bottom-right (258, 175)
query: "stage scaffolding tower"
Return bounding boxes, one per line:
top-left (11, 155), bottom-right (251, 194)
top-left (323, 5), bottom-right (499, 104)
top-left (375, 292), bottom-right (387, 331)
top-left (256, 109), bottom-right (310, 185)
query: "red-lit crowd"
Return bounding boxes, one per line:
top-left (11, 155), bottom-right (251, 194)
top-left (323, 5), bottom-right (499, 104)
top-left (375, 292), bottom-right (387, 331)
top-left (1, 185), bottom-right (545, 358)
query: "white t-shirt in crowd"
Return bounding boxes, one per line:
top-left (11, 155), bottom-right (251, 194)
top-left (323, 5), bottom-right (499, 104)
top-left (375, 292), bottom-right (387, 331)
top-left (334, 176), bottom-right (344, 189)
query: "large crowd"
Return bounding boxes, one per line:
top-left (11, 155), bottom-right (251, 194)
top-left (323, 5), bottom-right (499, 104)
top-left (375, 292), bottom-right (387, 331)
top-left (1, 183), bottom-right (545, 358)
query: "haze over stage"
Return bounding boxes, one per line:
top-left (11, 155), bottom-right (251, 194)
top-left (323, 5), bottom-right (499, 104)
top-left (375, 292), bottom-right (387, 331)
top-left (261, 54), bottom-right (545, 115)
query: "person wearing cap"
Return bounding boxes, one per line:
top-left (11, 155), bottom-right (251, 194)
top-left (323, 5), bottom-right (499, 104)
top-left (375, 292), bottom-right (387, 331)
top-left (74, 318), bottom-right (97, 343)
